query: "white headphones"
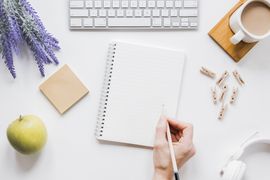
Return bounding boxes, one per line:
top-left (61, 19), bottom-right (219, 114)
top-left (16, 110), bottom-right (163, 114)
top-left (221, 135), bottom-right (270, 180)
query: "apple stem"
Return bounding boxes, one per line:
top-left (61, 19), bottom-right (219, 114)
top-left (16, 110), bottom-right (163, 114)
top-left (19, 115), bottom-right (23, 121)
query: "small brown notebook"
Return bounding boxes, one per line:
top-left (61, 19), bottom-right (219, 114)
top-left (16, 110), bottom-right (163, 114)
top-left (39, 64), bottom-right (89, 114)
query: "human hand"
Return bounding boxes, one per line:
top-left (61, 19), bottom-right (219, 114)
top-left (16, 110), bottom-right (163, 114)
top-left (153, 116), bottom-right (195, 180)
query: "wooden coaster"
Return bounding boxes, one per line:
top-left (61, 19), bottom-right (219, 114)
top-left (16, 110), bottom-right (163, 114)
top-left (208, 0), bottom-right (257, 62)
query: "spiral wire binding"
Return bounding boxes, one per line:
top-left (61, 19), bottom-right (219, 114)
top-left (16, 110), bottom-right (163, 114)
top-left (95, 43), bottom-right (117, 138)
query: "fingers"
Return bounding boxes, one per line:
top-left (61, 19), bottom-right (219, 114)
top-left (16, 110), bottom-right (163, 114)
top-left (154, 116), bottom-right (168, 144)
top-left (154, 116), bottom-right (196, 169)
top-left (167, 118), bottom-right (193, 140)
top-left (155, 116), bottom-right (194, 149)
top-left (167, 118), bottom-right (190, 130)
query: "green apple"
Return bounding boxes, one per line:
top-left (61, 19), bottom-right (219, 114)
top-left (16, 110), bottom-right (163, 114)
top-left (7, 115), bottom-right (47, 155)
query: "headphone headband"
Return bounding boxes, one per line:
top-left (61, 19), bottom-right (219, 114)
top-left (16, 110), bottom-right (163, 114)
top-left (243, 138), bottom-right (270, 150)
top-left (233, 138), bottom-right (270, 160)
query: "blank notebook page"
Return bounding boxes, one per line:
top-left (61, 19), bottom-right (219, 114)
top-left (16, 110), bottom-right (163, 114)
top-left (97, 42), bottom-right (186, 147)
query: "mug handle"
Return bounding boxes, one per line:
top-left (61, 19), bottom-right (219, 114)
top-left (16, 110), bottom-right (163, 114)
top-left (230, 30), bottom-right (245, 45)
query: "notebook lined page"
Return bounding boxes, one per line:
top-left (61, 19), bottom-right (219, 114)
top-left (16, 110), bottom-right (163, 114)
top-left (99, 42), bottom-right (186, 147)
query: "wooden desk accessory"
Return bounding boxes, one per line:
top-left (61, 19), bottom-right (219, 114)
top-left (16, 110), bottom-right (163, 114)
top-left (208, 0), bottom-right (257, 62)
top-left (200, 67), bottom-right (245, 120)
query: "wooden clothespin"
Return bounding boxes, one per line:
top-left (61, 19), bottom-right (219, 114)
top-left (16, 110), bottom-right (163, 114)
top-left (230, 87), bottom-right (238, 104)
top-left (233, 70), bottom-right (245, 86)
top-left (218, 104), bottom-right (227, 120)
top-left (216, 71), bottom-right (229, 86)
top-left (200, 67), bottom-right (216, 79)
top-left (219, 85), bottom-right (228, 103)
top-left (211, 87), bottom-right (218, 104)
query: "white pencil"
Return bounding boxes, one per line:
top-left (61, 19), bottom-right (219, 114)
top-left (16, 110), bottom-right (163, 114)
top-left (166, 122), bottom-right (180, 180)
top-left (161, 105), bottom-right (180, 180)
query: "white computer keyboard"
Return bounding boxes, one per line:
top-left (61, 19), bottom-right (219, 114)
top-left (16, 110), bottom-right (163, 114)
top-left (69, 0), bottom-right (199, 29)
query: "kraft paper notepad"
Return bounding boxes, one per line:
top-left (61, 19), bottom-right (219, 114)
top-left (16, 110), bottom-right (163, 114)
top-left (96, 42), bottom-right (186, 147)
top-left (39, 64), bottom-right (89, 114)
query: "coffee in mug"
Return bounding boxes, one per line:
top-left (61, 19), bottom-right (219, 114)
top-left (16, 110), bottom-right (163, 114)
top-left (229, 0), bottom-right (270, 45)
top-left (241, 1), bottom-right (270, 36)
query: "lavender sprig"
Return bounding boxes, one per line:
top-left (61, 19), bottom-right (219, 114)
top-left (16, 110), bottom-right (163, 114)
top-left (0, 0), bottom-right (16, 78)
top-left (0, 0), bottom-right (60, 78)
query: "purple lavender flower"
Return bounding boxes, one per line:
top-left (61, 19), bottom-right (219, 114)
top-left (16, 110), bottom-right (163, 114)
top-left (0, 0), bottom-right (17, 78)
top-left (19, 0), bottom-right (60, 50)
top-left (0, 0), bottom-right (60, 78)
top-left (7, 16), bottom-right (22, 53)
top-left (2, 35), bottom-right (16, 78)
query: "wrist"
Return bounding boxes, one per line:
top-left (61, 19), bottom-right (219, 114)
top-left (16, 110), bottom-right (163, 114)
top-left (153, 168), bottom-right (173, 180)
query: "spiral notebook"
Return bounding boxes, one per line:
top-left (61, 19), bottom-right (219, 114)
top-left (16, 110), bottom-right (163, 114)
top-left (96, 42), bottom-right (186, 147)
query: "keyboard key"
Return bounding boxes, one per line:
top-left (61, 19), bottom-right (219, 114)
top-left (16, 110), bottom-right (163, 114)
top-left (181, 22), bottom-right (189, 26)
top-left (126, 9), bottom-right (133, 17)
top-left (152, 18), bottom-right (162, 26)
top-left (104, 0), bottom-right (111, 8)
top-left (163, 18), bottom-right (171, 26)
top-left (70, 1), bottom-right (84, 8)
top-left (170, 9), bottom-right (178, 16)
top-left (184, 1), bottom-right (198, 8)
top-left (117, 9), bottom-right (124, 17)
top-left (70, 18), bottom-right (82, 26)
top-left (175, 1), bottom-right (182, 7)
top-left (166, 1), bottom-right (173, 8)
top-left (181, 18), bottom-right (189, 22)
top-left (135, 9), bottom-right (142, 17)
top-left (157, 1), bottom-right (165, 7)
top-left (85, 1), bottom-right (93, 8)
top-left (94, 1), bottom-right (102, 8)
top-left (70, 9), bottom-right (88, 17)
top-left (113, 1), bottom-right (120, 8)
top-left (108, 18), bottom-right (151, 27)
top-left (122, 1), bottom-right (129, 8)
top-left (108, 9), bottom-right (115, 16)
top-left (161, 9), bottom-right (169, 17)
top-left (172, 18), bottom-right (180, 26)
top-left (180, 9), bottom-right (198, 16)
top-left (90, 9), bottom-right (98, 16)
top-left (99, 9), bottom-right (107, 17)
top-left (83, 18), bottom-right (93, 26)
top-left (94, 18), bottom-right (107, 26)
top-left (143, 9), bottom-right (151, 17)
top-left (148, 1), bottom-right (155, 8)
top-left (152, 9), bottom-right (160, 17)
top-left (139, 0), bottom-right (146, 8)
top-left (190, 22), bottom-right (198, 27)
top-left (172, 22), bottom-right (179, 26)
top-left (130, 0), bottom-right (137, 8)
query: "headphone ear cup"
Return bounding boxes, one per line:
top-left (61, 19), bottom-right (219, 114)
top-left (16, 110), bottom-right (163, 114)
top-left (222, 161), bottom-right (247, 180)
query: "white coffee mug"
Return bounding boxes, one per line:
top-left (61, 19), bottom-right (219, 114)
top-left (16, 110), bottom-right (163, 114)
top-left (229, 0), bottom-right (270, 45)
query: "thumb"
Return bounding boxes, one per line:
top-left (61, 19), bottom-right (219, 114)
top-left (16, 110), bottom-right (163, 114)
top-left (155, 116), bottom-right (168, 144)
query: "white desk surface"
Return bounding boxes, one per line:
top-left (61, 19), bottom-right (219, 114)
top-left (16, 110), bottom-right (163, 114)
top-left (1, 0), bottom-right (270, 179)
